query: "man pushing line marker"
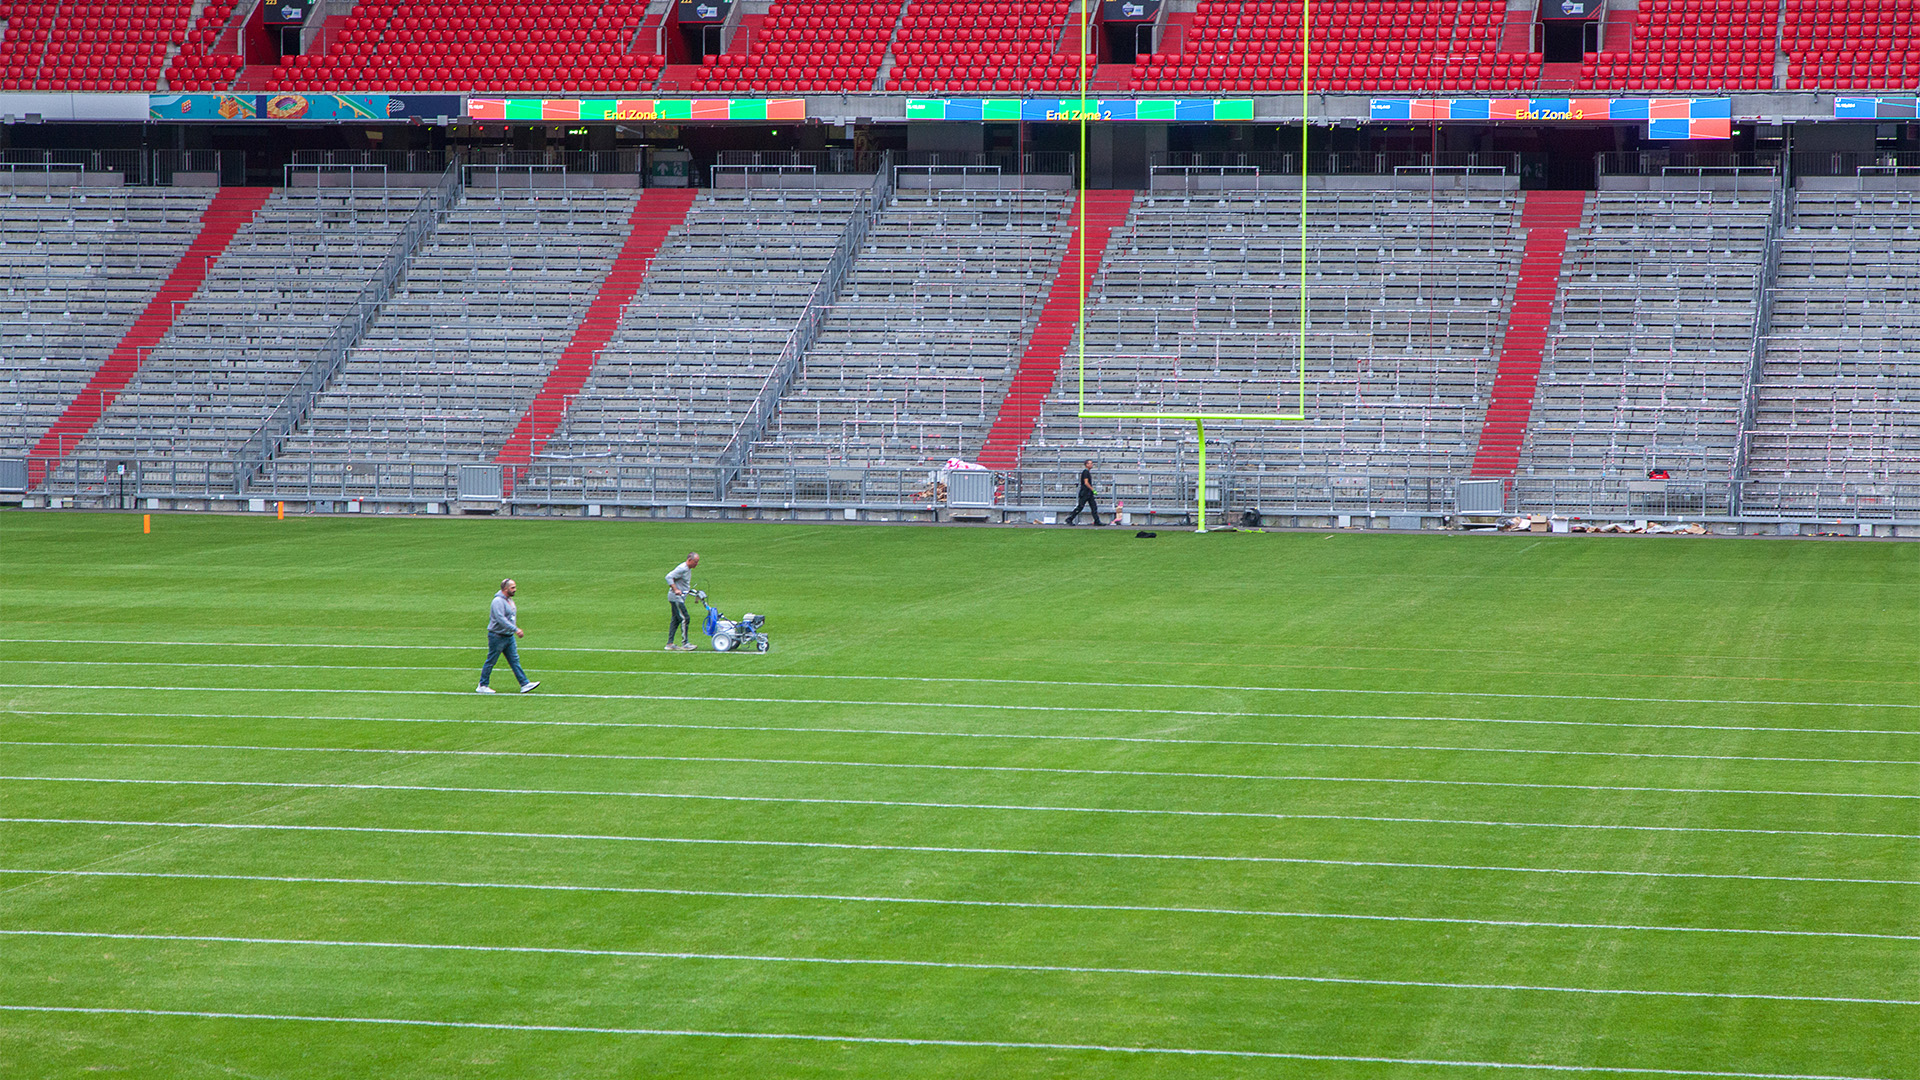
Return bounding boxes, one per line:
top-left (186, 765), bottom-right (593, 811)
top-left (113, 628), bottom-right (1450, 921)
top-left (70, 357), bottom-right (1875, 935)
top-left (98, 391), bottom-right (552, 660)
top-left (666, 552), bottom-right (700, 651)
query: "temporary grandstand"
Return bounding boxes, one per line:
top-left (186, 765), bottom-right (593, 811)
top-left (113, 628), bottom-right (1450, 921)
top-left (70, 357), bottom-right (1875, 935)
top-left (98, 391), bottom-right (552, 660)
top-left (1, 0), bottom-right (1917, 532)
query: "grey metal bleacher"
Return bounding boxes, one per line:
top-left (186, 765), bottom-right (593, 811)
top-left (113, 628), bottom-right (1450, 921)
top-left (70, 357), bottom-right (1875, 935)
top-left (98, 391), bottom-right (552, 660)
top-left (38, 188), bottom-right (428, 492)
top-left (734, 188), bottom-right (1071, 481)
top-left (0, 188), bottom-right (215, 453)
top-left (262, 188), bottom-right (643, 493)
top-left (1744, 189), bottom-right (1920, 511)
top-left (1517, 188), bottom-right (1772, 483)
top-left (535, 189), bottom-right (867, 483)
top-left (16, 180), bottom-right (1920, 516)
top-left (1020, 189), bottom-right (1523, 486)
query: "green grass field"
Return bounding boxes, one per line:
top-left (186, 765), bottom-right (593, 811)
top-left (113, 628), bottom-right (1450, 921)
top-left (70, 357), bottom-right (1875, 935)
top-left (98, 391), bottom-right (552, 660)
top-left (0, 511), bottom-right (1915, 1079)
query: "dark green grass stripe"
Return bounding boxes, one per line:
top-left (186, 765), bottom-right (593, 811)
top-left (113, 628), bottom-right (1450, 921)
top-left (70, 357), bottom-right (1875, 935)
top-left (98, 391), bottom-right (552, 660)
top-left (5, 751), bottom-right (1915, 802)
top-left (8, 867), bottom-right (1915, 944)
top-left (6, 811), bottom-right (1915, 888)
top-left (4, 658), bottom-right (1919, 710)
top-left (6, 759), bottom-right (1915, 839)
top-left (0, 1005), bottom-right (1900, 1079)
top-left (4, 929), bottom-right (1915, 1007)
top-left (11, 704), bottom-right (1920, 740)
top-left (7, 736), bottom-right (1920, 823)
top-left (9, 732), bottom-right (1919, 769)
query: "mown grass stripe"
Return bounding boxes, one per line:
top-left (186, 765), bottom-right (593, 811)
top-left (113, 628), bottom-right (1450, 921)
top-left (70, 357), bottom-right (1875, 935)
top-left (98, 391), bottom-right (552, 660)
top-left (4, 929), bottom-right (1911, 1006)
top-left (11, 706), bottom-right (1920, 742)
top-left (8, 866), bottom-right (1911, 941)
top-left (3, 811), bottom-right (1913, 887)
top-left (4, 749), bottom-right (1913, 801)
top-left (9, 733), bottom-right (1918, 769)
top-left (0, 649), bottom-right (1914, 710)
top-left (0, 1005), bottom-right (1896, 1078)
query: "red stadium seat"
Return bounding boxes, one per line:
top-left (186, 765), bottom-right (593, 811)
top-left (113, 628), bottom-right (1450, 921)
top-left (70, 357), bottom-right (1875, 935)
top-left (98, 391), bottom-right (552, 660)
top-left (691, 0), bottom-right (895, 93)
top-left (267, 0), bottom-right (664, 92)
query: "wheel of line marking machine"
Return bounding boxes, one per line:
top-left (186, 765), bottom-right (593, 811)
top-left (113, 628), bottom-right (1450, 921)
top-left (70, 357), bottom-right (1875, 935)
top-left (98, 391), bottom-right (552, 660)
top-left (756, 638), bottom-right (769, 653)
top-left (712, 633), bottom-right (735, 652)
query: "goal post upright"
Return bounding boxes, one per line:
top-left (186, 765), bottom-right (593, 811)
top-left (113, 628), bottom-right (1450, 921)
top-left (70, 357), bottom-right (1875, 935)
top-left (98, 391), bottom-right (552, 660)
top-left (1073, 0), bottom-right (1312, 532)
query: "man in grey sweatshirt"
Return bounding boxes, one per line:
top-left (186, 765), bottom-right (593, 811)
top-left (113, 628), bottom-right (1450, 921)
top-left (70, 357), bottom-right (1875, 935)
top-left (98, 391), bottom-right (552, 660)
top-left (478, 578), bottom-right (539, 693)
top-left (665, 552), bottom-right (699, 650)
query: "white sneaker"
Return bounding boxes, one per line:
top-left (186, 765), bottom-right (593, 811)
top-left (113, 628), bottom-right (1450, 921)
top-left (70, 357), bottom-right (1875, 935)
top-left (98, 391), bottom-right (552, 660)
top-left (519, 680), bottom-right (540, 693)
top-left (475, 685), bottom-right (496, 694)
top-left (664, 644), bottom-right (679, 651)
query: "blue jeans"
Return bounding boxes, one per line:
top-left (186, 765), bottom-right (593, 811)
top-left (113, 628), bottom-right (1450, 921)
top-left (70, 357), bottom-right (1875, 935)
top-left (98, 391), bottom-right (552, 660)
top-left (481, 632), bottom-right (528, 687)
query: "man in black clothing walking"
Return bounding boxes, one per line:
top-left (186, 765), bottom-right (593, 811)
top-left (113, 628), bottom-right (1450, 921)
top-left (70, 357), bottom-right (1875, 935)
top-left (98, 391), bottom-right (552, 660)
top-left (1065, 459), bottom-right (1103, 526)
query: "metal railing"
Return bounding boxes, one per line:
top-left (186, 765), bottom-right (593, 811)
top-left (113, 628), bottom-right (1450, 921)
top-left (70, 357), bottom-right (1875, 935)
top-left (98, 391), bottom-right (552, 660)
top-left (229, 164), bottom-right (464, 493)
top-left (1598, 151), bottom-right (1784, 177)
top-left (291, 149), bottom-right (456, 174)
top-left (1507, 475), bottom-right (1736, 518)
top-left (151, 150), bottom-right (221, 185)
top-left (900, 151), bottom-right (1078, 176)
top-left (710, 154), bottom-right (893, 495)
top-left (0, 149), bottom-right (246, 186)
top-left (1792, 151), bottom-right (1920, 179)
top-left (710, 164), bottom-right (823, 190)
top-left (1737, 480), bottom-right (1920, 520)
top-left (29, 452), bottom-right (1920, 523)
top-left (1728, 187), bottom-right (1786, 516)
top-left (462, 163), bottom-right (570, 189)
top-left (1152, 151), bottom-right (1522, 176)
top-left (0, 149), bottom-right (145, 183)
top-left (465, 148), bottom-right (645, 175)
top-left (1150, 164), bottom-right (1262, 192)
top-left (716, 150), bottom-right (888, 175)
top-left (284, 162), bottom-right (393, 191)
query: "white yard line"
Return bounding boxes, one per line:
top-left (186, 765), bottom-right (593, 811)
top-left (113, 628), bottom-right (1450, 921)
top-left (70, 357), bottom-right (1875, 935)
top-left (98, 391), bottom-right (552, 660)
top-left (1, 742), bottom-right (1907, 842)
top-left (6, 865), bottom-right (1910, 942)
top-left (3, 747), bottom-right (1912, 803)
top-left (3, 929), bottom-right (1909, 1007)
top-left (9, 733), bottom-right (1918, 770)
top-left (3, 813), bottom-right (1914, 888)
top-left (0, 1005), bottom-right (1896, 1078)
top-left (0, 642), bottom-right (1913, 711)
top-left (1, 743), bottom-right (1917, 843)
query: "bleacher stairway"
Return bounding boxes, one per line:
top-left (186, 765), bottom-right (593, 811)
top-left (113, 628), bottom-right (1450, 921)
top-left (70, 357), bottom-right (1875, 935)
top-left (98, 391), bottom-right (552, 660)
top-left (495, 188), bottom-right (696, 486)
top-left (976, 190), bottom-right (1134, 470)
top-left (25, 187), bottom-right (270, 484)
top-left (1470, 189), bottom-right (1584, 477)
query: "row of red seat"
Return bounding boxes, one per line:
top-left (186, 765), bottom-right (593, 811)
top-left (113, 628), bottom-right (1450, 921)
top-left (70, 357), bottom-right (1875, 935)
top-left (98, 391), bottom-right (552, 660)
top-left (692, 0), bottom-right (895, 93)
top-left (273, 0), bottom-right (657, 91)
top-left (163, 0), bottom-right (240, 92)
top-left (1781, 0), bottom-right (1918, 85)
top-left (0, 0), bottom-right (189, 89)
top-left (20, 0), bottom-right (1920, 94)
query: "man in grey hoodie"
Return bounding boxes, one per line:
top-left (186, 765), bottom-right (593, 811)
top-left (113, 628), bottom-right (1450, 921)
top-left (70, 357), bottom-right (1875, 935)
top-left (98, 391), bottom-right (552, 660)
top-left (478, 578), bottom-right (539, 693)
top-left (665, 552), bottom-right (700, 651)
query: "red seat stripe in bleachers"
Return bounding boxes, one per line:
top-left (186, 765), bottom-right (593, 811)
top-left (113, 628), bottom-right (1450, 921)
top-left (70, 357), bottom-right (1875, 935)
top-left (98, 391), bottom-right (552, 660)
top-left (27, 186), bottom-right (273, 486)
top-left (1469, 189), bottom-right (1586, 479)
top-left (976, 190), bottom-right (1134, 472)
top-left (494, 188), bottom-right (698, 487)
